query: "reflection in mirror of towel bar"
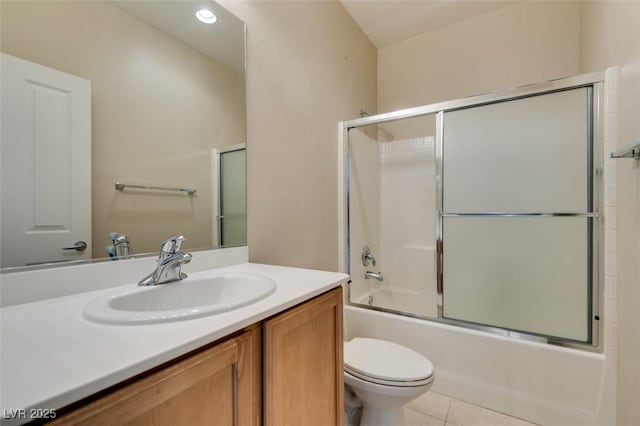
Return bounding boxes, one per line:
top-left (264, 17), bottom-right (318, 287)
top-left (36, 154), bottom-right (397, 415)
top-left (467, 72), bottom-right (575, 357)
top-left (25, 259), bottom-right (73, 266)
top-left (610, 143), bottom-right (640, 160)
top-left (114, 182), bottom-right (196, 195)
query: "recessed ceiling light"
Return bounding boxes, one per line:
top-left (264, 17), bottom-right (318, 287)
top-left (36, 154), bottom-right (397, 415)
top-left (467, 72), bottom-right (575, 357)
top-left (196, 9), bottom-right (217, 24)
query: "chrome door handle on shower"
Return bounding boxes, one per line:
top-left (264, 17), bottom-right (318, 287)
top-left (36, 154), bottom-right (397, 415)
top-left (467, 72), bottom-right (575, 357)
top-left (62, 241), bottom-right (87, 252)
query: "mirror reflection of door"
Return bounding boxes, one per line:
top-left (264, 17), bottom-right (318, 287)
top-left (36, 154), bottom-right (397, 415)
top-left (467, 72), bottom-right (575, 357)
top-left (217, 146), bottom-right (246, 246)
top-left (1, 53), bottom-right (92, 268)
top-left (1, 1), bottom-right (247, 268)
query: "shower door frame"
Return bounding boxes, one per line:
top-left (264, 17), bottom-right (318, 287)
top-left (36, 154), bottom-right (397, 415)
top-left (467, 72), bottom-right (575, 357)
top-left (214, 143), bottom-right (247, 247)
top-left (340, 72), bottom-right (604, 351)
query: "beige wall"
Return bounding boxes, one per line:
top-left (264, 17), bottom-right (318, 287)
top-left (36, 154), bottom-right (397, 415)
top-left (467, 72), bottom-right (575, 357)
top-left (580, 2), bottom-right (640, 425)
top-left (378, 1), bottom-right (581, 112)
top-left (1, 1), bottom-right (245, 255)
top-left (217, 0), bottom-right (377, 270)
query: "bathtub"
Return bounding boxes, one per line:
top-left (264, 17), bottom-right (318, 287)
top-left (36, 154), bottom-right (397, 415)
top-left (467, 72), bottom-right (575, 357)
top-left (344, 305), bottom-right (616, 426)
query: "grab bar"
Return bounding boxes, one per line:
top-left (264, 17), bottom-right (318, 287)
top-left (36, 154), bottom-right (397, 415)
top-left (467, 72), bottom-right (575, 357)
top-left (610, 143), bottom-right (640, 160)
top-left (115, 182), bottom-right (196, 195)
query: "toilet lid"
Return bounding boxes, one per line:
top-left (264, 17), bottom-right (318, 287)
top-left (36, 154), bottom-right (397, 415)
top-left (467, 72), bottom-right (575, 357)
top-left (344, 338), bottom-right (434, 385)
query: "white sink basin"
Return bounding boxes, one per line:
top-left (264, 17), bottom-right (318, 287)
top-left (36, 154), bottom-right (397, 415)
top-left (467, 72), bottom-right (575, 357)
top-left (83, 273), bottom-right (277, 325)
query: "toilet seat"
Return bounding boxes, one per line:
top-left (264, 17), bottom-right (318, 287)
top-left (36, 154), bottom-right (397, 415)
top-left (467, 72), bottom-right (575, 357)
top-left (344, 338), bottom-right (434, 387)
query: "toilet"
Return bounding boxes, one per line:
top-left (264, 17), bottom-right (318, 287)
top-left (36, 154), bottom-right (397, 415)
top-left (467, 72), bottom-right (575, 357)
top-left (344, 338), bottom-right (434, 426)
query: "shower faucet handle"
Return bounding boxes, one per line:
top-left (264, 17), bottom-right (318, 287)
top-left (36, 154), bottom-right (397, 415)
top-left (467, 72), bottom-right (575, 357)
top-left (362, 246), bottom-right (376, 267)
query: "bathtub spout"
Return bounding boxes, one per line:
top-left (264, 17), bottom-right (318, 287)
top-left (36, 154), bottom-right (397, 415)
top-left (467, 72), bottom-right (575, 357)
top-left (364, 271), bottom-right (384, 281)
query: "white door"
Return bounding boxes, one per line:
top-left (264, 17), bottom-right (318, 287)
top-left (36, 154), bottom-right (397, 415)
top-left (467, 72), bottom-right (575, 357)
top-left (1, 53), bottom-right (91, 267)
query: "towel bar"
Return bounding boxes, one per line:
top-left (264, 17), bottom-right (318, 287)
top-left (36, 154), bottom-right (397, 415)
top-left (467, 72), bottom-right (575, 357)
top-left (610, 143), bottom-right (640, 160)
top-left (114, 182), bottom-right (196, 195)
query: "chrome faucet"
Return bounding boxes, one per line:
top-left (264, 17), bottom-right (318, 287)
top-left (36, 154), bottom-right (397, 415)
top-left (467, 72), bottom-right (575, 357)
top-left (138, 235), bottom-right (192, 286)
top-left (364, 271), bottom-right (384, 282)
top-left (111, 232), bottom-right (132, 257)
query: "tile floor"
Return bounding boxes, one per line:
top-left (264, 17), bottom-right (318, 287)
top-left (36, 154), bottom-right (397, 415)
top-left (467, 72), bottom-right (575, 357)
top-left (404, 392), bottom-right (538, 426)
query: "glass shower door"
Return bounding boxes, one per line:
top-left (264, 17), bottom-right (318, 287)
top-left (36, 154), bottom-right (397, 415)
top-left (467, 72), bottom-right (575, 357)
top-left (218, 147), bottom-right (246, 246)
top-left (440, 87), bottom-right (596, 342)
top-left (347, 115), bottom-right (439, 318)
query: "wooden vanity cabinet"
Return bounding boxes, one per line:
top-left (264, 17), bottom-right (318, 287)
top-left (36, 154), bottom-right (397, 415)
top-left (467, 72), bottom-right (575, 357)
top-left (52, 326), bottom-right (262, 426)
top-left (52, 287), bottom-right (343, 426)
top-left (263, 287), bottom-right (344, 426)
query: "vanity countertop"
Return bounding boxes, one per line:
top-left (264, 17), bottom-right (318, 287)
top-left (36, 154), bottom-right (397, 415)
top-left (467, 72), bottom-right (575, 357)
top-left (0, 263), bottom-right (348, 423)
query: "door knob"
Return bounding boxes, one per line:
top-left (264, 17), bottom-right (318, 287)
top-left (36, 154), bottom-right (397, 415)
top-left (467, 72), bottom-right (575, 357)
top-left (62, 241), bottom-right (88, 252)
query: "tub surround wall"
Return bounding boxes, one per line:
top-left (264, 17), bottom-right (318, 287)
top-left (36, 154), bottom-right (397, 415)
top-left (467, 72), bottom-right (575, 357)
top-left (348, 131), bottom-right (437, 318)
top-left (217, 0), bottom-right (377, 271)
top-left (580, 2), bottom-right (640, 424)
top-left (378, 136), bottom-right (436, 318)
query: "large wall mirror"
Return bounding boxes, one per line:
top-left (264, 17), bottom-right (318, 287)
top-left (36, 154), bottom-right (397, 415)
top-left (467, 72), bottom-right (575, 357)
top-left (0, 1), bottom-right (246, 269)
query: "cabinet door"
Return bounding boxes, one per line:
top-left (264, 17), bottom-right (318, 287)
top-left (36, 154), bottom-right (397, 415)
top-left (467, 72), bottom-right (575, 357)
top-left (53, 327), bottom-right (261, 426)
top-left (263, 287), bottom-right (344, 426)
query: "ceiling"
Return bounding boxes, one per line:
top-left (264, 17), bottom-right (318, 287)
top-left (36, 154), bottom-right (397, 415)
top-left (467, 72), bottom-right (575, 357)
top-left (341, 0), bottom-right (518, 48)
top-left (112, 1), bottom-right (245, 72)
top-left (111, 1), bottom-right (518, 71)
